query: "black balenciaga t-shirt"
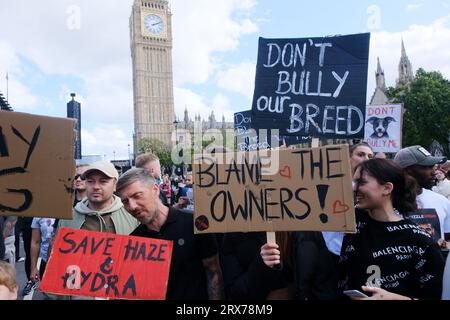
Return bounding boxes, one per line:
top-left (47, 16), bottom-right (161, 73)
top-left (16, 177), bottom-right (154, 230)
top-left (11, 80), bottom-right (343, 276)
top-left (338, 209), bottom-right (445, 299)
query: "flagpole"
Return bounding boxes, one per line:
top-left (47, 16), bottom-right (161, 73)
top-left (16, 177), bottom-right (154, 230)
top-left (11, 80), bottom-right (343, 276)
top-left (6, 73), bottom-right (8, 102)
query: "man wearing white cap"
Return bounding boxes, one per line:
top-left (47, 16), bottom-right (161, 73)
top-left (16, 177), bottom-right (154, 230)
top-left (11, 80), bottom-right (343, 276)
top-left (58, 161), bottom-right (139, 235)
top-left (394, 145), bottom-right (450, 248)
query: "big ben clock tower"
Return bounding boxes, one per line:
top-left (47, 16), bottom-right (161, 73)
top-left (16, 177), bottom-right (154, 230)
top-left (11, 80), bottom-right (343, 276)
top-left (130, 0), bottom-right (175, 151)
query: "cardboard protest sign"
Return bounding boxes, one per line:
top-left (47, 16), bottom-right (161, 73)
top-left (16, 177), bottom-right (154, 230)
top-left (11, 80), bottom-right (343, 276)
top-left (234, 110), bottom-right (309, 151)
top-left (0, 110), bottom-right (76, 219)
top-left (40, 227), bottom-right (173, 300)
top-left (364, 104), bottom-right (402, 153)
top-left (193, 144), bottom-right (356, 233)
top-left (251, 33), bottom-right (370, 139)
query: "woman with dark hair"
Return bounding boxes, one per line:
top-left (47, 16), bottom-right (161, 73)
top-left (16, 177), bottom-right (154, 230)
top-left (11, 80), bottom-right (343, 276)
top-left (271, 142), bottom-right (374, 300)
top-left (339, 158), bottom-right (445, 300)
top-left (322, 142), bottom-right (374, 255)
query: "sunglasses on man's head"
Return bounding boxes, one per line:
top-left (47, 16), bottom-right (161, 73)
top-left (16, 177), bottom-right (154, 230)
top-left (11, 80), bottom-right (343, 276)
top-left (74, 174), bottom-right (85, 180)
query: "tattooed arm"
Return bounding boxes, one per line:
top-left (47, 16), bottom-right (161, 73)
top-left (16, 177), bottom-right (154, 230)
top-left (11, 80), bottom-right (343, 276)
top-left (202, 254), bottom-right (225, 300)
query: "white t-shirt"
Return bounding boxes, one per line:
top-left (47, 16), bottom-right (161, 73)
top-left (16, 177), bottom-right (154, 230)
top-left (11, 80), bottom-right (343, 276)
top-left (31, 217), bottom-right (55, 262)
top-left (443, 253), bottom-right (450, 300)
top-left (321, 231), bottom-right (344, 256)
top-left (416, 188), bottom-right (450, 239)
top-left (432, 179), bottom-right (450, 201)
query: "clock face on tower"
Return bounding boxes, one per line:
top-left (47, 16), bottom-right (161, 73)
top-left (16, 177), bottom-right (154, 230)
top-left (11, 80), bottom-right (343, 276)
top-left (144, 14), bottom-right (164, 35)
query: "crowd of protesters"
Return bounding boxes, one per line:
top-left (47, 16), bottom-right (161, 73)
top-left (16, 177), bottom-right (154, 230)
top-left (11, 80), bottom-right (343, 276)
top-left (1, 142), bottom-right (450, 300)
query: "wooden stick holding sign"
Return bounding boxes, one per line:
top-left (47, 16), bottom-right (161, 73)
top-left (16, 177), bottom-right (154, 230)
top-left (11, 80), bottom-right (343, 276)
top-left (311, 138), bottom-right (319, 148)
top-left (266, 231), bottom-right (276, 245)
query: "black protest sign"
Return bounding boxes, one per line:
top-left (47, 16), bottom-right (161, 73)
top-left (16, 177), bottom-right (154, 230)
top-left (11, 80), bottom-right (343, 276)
top-left (193, 144), bottom-right (356, 233)
top-left (251, 33), bottom-right (370, 138)
top-left (0, 110), bottom-right (76, 219)
top-left (234, 110), bottom-right (278, 151)
top-left (234, 110), bottom-right (309, 151)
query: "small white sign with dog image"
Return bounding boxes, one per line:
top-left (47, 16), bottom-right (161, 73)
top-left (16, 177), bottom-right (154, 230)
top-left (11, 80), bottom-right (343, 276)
top-left (364, 104), bottom-right (403, 153)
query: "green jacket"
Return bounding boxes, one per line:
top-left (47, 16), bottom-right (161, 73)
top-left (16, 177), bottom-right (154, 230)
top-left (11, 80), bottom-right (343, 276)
top-left (58, 195), bottom-right (139, 235)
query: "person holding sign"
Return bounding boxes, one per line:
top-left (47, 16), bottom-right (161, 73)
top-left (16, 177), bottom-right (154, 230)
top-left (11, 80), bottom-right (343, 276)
top-left (339, 158), bottom-right (444, 300)
top-left (53, 161), bottom-right (139, 300)
top-left (291, 142), bottom-right (374, 300)
top-left (221, 232), bottom-right (295, 299)
top-left (321, 142), bottom-right (374, 257)
top-left (116, 168), bottom-right (224, 300)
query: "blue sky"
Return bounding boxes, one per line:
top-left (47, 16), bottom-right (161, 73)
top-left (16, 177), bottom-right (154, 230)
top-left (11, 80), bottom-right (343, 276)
top-left (1, 0), bottom-right (449, 160)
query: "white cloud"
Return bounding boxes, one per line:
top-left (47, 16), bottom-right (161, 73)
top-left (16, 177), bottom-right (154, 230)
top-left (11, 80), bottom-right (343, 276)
top-left (240, 19), bottom-right (259, 34)
top-left (0, 42), bottom-right (39, 109)
top-left (367, 14), bottom-right (450, 102)
top-left (233, 0), bottom-right (257, 11)
top-left (174, 88), bottom-right (234, 123)
top-left (81, 127), bottom-right (132, 160)
top-left (0, 0), bottom-right (259, 159)
top-left (216, 62), bottom-right (256, 99)
top-left (174, 87), bottom-right (208, 120)
top-left (169, 0), bottom-right (258, 85)
top-left (6, 80), bottom-right (39, 110)
top-left (82, 65), bottom-right (133, 124)
top-left (406, 3), bottom-right (423, 11)
top-left (0, 0), bottom-right (134, 78)
top-left (0, 43), bottom-right (19, 75)
top-left (211, 94), bottom-right (235, 121)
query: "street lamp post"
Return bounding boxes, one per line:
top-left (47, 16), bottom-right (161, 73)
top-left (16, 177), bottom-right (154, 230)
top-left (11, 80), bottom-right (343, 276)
top-left (128, 143), bottom-right (132, 167)
top-left (173, 119), bottom-right (179, 144)
top-left (173, 119), bottom-right (183, 177)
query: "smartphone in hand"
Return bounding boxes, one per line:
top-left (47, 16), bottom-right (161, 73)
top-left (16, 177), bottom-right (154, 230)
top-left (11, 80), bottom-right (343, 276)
top-left (343, 290), bottom-right (369, 299)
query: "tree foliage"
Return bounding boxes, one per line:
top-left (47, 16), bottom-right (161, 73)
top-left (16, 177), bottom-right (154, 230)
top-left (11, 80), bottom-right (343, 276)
top-left (137, 138), bottom-right (173, 167)
top-left (386, 68), bottom-right (450, 154)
